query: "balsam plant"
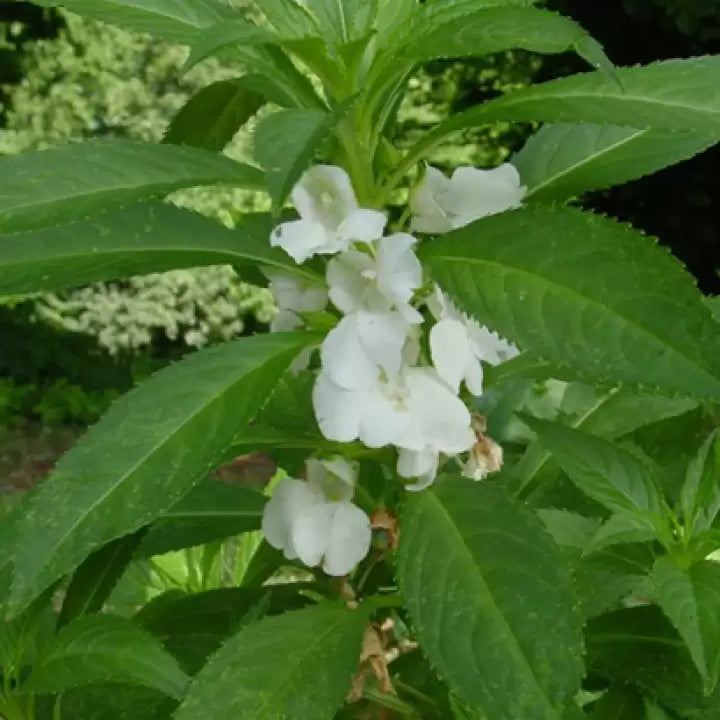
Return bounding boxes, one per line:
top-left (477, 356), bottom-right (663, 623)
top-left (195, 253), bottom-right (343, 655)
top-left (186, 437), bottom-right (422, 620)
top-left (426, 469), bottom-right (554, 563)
top-left (3, 1), bottom-right (720, 718)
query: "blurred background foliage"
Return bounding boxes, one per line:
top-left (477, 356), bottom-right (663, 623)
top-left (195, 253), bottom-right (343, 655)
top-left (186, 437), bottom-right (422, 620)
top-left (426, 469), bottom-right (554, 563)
top-left (1, 0), bottom-right (719, 484)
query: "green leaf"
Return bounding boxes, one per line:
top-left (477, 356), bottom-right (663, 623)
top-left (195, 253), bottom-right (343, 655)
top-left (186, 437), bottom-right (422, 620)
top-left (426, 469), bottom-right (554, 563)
top-left (257, 0), bottom-right (320, 39)
top-left (136, 481), bottom-right (266, 558)
top-left (536, 509), bottom-right (600, 549)
top-left (58, 531), bottom-right (147, 629)
top-left (303, 0), bottom-right (368, 42)
top-left (681, 429), bottom-right (720, 536)
top-left (174, 604), bottom-right (367, 720)
top-left (524, 418), bottom-right (664, 517)
top-left (164, 79), bottom-right (265, 151)
top-left (31, 0), bottom-right (234, 44)
top-left (0, 139), bottom-right (264, 232)
top-left (420, 205), bottom-right (720, 401)
top-left (397, 479), bottom-right (584, 719)
top-left (650, 557), bottom-right (720, 694)
top-left (19, 615), bottom-right (189, 699)
top-left (405, 7), bottom-right (611, 72)
top-left (514, 124), bottom-right (719, 203)
top-left (584, 513), bottom-right (658, 555)
top-left (7, 333), bottom-right (314, 616)
top-left (589, 685), bottom-right (645, 719)
top-left (0, 202), bottom-right (322, 296)
top-left (253, 102), bottom-right (353, 209)
top-left (183, 20), bottom-right (275, 73)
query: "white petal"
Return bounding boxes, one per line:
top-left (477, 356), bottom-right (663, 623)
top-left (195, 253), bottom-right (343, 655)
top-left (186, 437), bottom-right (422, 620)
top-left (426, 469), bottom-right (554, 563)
top-left (291, 502), bottom-right (335, 569)
top-left (270, 309), bottom-right (303, 333)
top-left (464, 354), bottom-right (485, 396)
top-left (322, 456), bottom-right (358, 491)
top-left (292, 165), bottom-right (358, 229)
top-left (306, 456), bottom-right (356, 503)
top-left (404, 367), bottom-right (475, 454)
top-left (321, 315), bottom-right (379, 390)
top-left (338, 208), bottom-right (387, 244)
top-left (270, 219), bottom-right (330, 264)
top-left (322, 502), bottom-right (372, 576)
top-left (410, 166), bottom-right (454, 234)
top-left (355, 311), bottom-right (407, 380)
top-left (467, 321), bottom-right (520, 366)
top-left (430, 318), bottom-right (474, 394)
top-left (357, 381), bottom-right (410, 448)
top-left (327, 250), bottom-right (374, 315)
top-left (397, 447), bottom-right (438, 480)
top-left (313, 372), bottom-right (365, 442)
top-left (376, 234), bottom-right (423, 308)
top-left (261, 478), bottom-right (322, 558)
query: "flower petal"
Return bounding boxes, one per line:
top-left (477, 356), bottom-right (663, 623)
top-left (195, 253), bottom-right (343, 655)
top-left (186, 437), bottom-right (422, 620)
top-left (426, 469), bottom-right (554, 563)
top-left (321, 315), bottom-right (379, 390)
top-left (323, 502), bottom-right (372, 576)
top-left (327, 249), bottom-right (374, 315)
top-left (306, 456), bottom-right (356, 503)
top-left (313, 372), bottom-right (365, 443)
top-left (338, 208), bottom-right (387, 244)
top-left (467, 321), bottom-right (520, 366)
top-left (397, 447), bottom-right (439, 492)
top-left (430, 318), bottom-right (473, 394)
top-left (291, 501), bottom-right (335, 569)
top-left (270, 218), bottom-right (329, 264)
top-left (356, 311), bottom-right (408, 380)
top-left (410, 166), bottom-right (453, 234)
top-left (292, 165), bottom-right (358, 229)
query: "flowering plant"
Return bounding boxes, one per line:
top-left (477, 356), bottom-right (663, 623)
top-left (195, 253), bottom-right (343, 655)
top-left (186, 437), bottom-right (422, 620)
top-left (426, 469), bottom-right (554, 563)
top-left (3, 1), bottom-right (720, 718)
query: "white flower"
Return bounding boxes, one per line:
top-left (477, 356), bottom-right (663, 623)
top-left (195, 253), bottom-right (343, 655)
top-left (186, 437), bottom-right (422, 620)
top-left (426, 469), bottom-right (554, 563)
top-left (265, 271), bottom-right (328, 333)
top-left (270, 165), bottom-right (387, 263)
top-left (320, 311), bottom-right (408, 391)
top-left (313, 364), bottom-right (475, 455)
top-left (327, 234), bottom-right (423, 323)
top-left (397, 448), bottom-right (439, 492)
top-left (428, 287), bottom-right (518, 395)
top-left (410, 164), bottom-right (526, 234)
top-left (261, 457), bottom-right (371, 576)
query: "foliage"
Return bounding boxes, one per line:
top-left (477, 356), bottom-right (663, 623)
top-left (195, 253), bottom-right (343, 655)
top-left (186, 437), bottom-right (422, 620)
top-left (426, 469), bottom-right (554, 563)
top-left (2, 2), bottom-right (720, 720)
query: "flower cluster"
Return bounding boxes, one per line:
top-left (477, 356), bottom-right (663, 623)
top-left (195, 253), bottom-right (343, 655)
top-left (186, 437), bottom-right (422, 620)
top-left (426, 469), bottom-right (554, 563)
top-left (261, 163), bottom-right (525, 575)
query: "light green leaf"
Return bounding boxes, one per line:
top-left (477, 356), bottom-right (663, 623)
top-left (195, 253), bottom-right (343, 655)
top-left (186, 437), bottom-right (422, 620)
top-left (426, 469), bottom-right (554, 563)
top-left (183, 20), bottom-right (275, 73)
top-left (524, 418), bottom-right (664, 517)
top-left (681, 429), bottom-right (720, 536)
top-left (420, 205), bottom-right (720, 401)
top-left (0, 202), bottom-right (322, 296)
top-left (19, 615), bottom-right (189, 699)
top-left (58, 531), bottom-right (147, 629)
top-left (650, 557), bottom-right (720, 694)
top-left (397, 479), bottom-right (584, 719)
top-left (164, 79), bottom-right (266, 151)
top-left (515, 124), bottom-right (719, 203)
top-left (405, 6), bottom-right (610, 72)
top-left (253, 103), bottom-right (353, 208)
top-left (29, 0), bottom-right (235, 44)
top-left (302, 0), bottom-right (368, 42)
top-left (175, 604), bottom-right (367, 720)
top-left (584, 513), bottom-right (658, 555)
top-left (136, 482), bottom-right (266, 558)
top-left (536, 509), bottom-right (600, 549)
top-left (7, 333), bottom-right (314, 616)
top-left (256, 0), bottom-right (320, 39)
top-left (0, 139), bottom-right (264, 232)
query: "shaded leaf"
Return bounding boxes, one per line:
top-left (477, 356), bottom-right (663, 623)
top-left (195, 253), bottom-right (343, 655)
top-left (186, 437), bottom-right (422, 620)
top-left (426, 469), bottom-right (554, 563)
top-left (681, 429), bottom-right (720, 536)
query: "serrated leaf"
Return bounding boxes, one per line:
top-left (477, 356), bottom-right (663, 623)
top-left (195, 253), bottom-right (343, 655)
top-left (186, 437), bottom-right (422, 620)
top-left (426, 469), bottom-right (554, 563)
top-left (681, 429), bottom-right (720, 536)
top-left (183, 20), bottom-right (275, 73)
top-left (536, 509), bottom-right (600, 549)
top-left (650, 557), bottom-right (720, 694)
top-left (524, 417), bottom-right (664, 517)
top-left (257, 0), bottom-right (320, 39)
top-left (31, 0), bottom-right (234, 44)
top-left (0, 139), bottom-right (264, 232)
top-left (0, 202), bottom-right (322, 296)
top-left (136, 481), bottom-right (266, 558)
top-left (19, 615), bottom-right (189, 699)
top-left (50, 684), bottom-right (170, 720)
top-left (405, 6), bottom-right (611, 74)
top-left (7, 333), bottom-right (314, 617)
top-left (584, 513), bottom-right (658, 555)
top-left (420, 205), bottom-right (720, 401)
top-left (302, 0), bottom-right (369, 42)
top-left (253, 102), bottom-right (353, 208)
top-left (58, 531), bottom-right (147, 629)
top-left (174, 604), bottom-right (367, 720)
top-left (514, 123), bottom-right (719, 203)
top-left (164, 79), bottom-right (265, 151)
top-left (397, 479), bottom-right (584, 719)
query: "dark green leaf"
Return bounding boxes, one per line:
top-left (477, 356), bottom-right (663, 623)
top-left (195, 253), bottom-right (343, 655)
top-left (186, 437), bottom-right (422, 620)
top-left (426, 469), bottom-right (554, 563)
top-left (589, 685), bottom-right (645, 719)
top-left (421, 205), bottom-right (720, 401)
top-left (31, 0), bottom-right (234, 44)
top-left (164, 79), bottom-right (265, 151)
top-left (19, 615), bottom-right (189, 699)
top-left (397, 479), bottom-right (584, 719)
top-left (681, 429), bottom-right (720, 536)
top-left (7, 333), bottom-right (314, 616)
top-left (536, 508), bottom-right (600, 549)
top-left (136, 481), bottom-right (266, 558)
top-left (515, 124), bottom-right (718, 203)
top-left (0, 202), bottom-right (322, 296)
top-left (58, 531), bottom-right (147, 629)
top-left (253, 102), bottom-right (354, 208)
top-left (524, 418), bottom-right (664, 517)
top-left (0, 139), bottom-right (264, 232)
top-left (650, 557), bottom-right (720, 694)
top-left (174, 604), bottom-right (367, 720)
top-left (584, 513), bottom-right (658, 555)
